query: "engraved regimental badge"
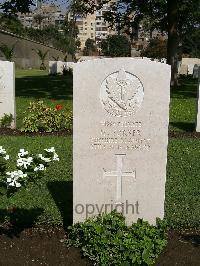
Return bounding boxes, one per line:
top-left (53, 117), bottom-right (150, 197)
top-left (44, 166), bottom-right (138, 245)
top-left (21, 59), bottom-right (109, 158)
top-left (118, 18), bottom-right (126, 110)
top-left (100, 69), bottom-right (144, 117)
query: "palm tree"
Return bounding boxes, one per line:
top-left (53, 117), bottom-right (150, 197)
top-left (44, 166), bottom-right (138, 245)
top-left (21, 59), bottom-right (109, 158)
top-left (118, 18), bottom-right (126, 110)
top-left (32, 49), bottom-right (49, 70)
top-left (0, 43), bottom-right (16, 61)
top-left (52, 56), bottom-right (60, 61)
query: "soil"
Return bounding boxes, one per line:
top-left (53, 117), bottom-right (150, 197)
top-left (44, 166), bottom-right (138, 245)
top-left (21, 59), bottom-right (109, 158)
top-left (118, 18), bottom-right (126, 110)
top-left (0, 128), bottom-right (72, 137)
top-left (0, 227), bottom-right (199, 266)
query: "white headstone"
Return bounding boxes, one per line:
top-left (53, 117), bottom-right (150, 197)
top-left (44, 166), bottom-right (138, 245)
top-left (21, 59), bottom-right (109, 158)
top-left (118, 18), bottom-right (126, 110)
top-left (49, 61), bottom-right (57, 75)
top-left (67, 62), bottom-right (75, 70)
top-left (57, 61), bottom-right (65, 74)
top-left (188, 64), bottom-right (194, 75)
top-left (0, 61), bottom-right (15, 128)
top-left (196, 67), bottom-right (200, 132)
top-left (73, 58), bottom-right (171, 225)
top-left (193, 64), bottom-right (200, 79)
top-left (180, 64), bottom-right (188, 75)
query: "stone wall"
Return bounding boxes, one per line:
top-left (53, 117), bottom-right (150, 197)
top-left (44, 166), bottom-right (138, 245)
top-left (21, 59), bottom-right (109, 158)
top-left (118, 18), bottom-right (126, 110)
top-left (0, 30), bottom-right (72, 69)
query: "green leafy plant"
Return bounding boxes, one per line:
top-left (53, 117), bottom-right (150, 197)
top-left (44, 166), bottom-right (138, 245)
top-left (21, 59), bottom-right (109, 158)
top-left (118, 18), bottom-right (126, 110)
top-left (21, 101), bottom-right (72, 132)
top-left (32, 49), bottom-right (49, 70)
top-left (0, 42), bottom-right (16, 61)
top-left (0, 113), bottom-right (14, 128)
top-left (67, 211), bottom-right (168, 266)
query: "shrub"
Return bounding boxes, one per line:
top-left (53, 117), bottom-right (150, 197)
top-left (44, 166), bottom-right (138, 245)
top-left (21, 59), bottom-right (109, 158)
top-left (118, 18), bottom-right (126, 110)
top-left (67, 211), bottom-right (168, 266)
top-left (141, 38), bottom-right (167, 60)
top-left (101, 35), bottom-right (131, 57)
top-left (0, 113), bottom-right (14, 128)
top-left (21, 101), bottom-right (72, 132)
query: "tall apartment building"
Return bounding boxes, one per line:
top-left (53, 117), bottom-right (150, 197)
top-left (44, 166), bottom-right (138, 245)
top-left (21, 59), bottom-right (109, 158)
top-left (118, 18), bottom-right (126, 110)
top-left (68, 0), bottom-right (117, 50)
top-left (18, 4), bottom-right (65, 29)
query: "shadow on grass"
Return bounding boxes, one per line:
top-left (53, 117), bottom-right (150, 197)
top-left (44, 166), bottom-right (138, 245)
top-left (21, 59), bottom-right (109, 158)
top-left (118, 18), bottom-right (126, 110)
top-left (170, 122), bottom-right (195, 132)
top-left (170, 76), bottom-right (198, 99)
top-left (0, 208), bottom-right (43, 237)
top-left (47, 181), bottom-right (73, 230)
top-left (16, 73), bottom-right (73, 100)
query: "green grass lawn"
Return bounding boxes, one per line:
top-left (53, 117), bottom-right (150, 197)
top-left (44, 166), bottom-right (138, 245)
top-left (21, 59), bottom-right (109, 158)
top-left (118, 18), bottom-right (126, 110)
top-left (0, 136), bottom-right (72, 228)
top-left (169, 76), bottom-right (198, 132)
top-left (0, 70), bottom-right (199, 229)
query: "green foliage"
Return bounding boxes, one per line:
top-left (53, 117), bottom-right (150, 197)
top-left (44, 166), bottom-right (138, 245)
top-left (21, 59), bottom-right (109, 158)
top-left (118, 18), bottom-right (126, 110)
top-left (0, 14), bottom-right (79, 57)
top-left (0, 15), bottom-right (24, 35)
top-left (62, 19), bottom-right (79, 39)
top-left (0, 114), bottom-right (14, 128)
top-left (141, 38), bottom-right (167, 59)
top-left (101, 35), bottom-right (131, 57)
top-left (182, 28), bottom-right (200, 58)
top-left (0, 42), bottom-right (16, 61)
top-left (32, 49), bottom-right (49, 70)
top-left (67, 211), bottom-right (168, 265)
top-left (21, 101), bottom-right (72, 133)
top-left (0, 0), bottom-right (33, 17)
top-left (83, 38), bottom-right (98, 56)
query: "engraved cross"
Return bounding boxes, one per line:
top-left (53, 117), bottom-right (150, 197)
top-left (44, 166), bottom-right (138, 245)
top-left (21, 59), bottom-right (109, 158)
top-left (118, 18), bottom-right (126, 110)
top-left (103, 154), bottom-right (136, 203)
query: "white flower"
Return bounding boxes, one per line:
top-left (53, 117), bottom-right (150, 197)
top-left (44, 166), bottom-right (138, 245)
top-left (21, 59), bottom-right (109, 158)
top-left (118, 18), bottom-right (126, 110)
top-left (7, 177), bottom-right (21, 188)
top-left (34, 164), bottom-right (45, 172)
top-left (38, 154), bottom-right (51, 163)
top-left (18, 149), bottom-right (29, 158)
top-left (0, 146), bottom-right (7, 155)
top-left (17, 157), bottom-right (33, 169)
top-left (3, 155), bottom-right (9, 160)
top-left (44, 147), bottom-right (55, 153)
top-left (6, 170), bottom-right (27, 188)
top-left (53, 153), bottom-right (59, 161)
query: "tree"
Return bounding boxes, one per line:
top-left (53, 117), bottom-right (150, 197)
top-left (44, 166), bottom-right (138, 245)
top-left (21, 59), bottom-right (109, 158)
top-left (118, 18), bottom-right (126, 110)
top-left (101, 35), bottom-right (131, 57)
top-left (62, 19), bottom-right (79, 38)
top-left (32, 49), bottom-right (49, 70)
top-left (0, 14), bottom-right (24, 35)
top-left (0, 43), bottom-right (16, 61)
top-left (0, 0), bottom-right (34, 17)
top-left (74, 0), bottom-right (200, 87)
top-left (182, 29), bottom-right (200, 58)
top-left (141, 38), bottom-right (167, 59)
top-left (33, 14), bottom-right (45, 30)
top-left (83, 38), bottom-right (98, 56)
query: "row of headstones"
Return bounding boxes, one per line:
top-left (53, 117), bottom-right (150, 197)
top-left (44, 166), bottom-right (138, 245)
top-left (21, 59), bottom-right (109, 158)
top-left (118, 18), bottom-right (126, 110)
top-left (0, 59), bottom-right (200, 225)
top-left (179, 63), bottom-right (200, 77)
top-left (49, 61), bottom-right (75, 75)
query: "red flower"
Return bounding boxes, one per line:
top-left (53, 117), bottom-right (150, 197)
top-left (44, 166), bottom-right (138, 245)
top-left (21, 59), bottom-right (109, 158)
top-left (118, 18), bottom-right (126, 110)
top-left (55, 104), bottom-right (62, 111)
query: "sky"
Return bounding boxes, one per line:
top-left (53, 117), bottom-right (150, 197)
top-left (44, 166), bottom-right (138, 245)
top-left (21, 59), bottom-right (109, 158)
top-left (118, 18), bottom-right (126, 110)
top-left (33, 0), bottom-right (71, 11)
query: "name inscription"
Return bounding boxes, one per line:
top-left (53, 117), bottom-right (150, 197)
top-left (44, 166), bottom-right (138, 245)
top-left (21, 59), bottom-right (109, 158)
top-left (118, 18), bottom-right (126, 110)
top-left (90, 120), bottom-right (151, 151)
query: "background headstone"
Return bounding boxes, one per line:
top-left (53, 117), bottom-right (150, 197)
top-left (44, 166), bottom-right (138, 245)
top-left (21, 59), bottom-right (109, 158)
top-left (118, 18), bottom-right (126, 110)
top-left (196, 67), bottom-right (200, 132)
top-left (74, 58), bottom-right (171, 225)
top-left (49, 61), bottom-right (57, 75)
top-left (180, 64), bottom-right (188, 75)
top-left (193, 64), bottom-right (200, 79)
top-left (0, 61), bottom-right (16, 128)
top-left (188, 64), bottom-right (194, 75)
